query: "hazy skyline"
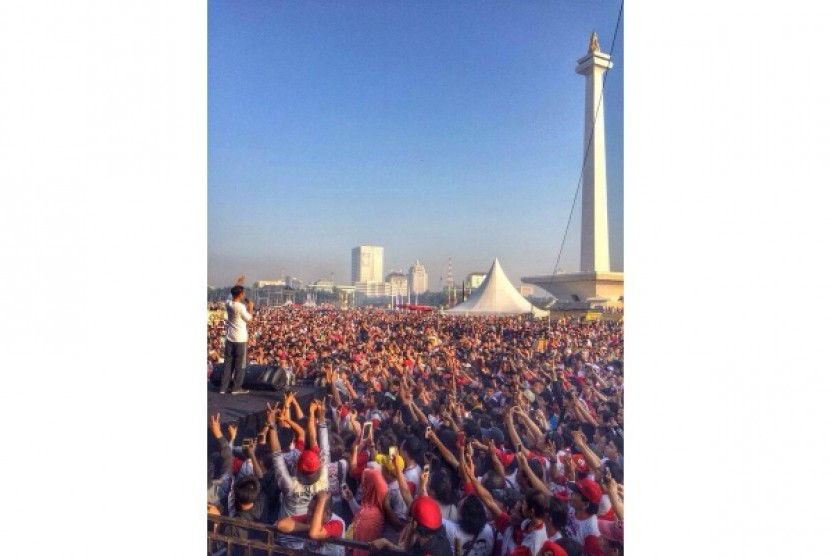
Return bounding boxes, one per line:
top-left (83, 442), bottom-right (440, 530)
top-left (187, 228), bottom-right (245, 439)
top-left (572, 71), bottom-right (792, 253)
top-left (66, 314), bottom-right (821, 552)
top-left (208, 1), bottom-right (624, 290)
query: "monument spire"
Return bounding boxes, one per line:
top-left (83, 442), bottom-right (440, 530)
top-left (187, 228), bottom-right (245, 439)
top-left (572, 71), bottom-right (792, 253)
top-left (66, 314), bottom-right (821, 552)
top-left (522, 30), bottom-right (623, 309)
top-left (576, 32), bottom-right (612, 273)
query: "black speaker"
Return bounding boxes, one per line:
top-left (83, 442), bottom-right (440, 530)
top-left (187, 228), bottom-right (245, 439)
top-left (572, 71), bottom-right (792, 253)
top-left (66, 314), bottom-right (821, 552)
top-left (209, 363), bottom-right (288, 391)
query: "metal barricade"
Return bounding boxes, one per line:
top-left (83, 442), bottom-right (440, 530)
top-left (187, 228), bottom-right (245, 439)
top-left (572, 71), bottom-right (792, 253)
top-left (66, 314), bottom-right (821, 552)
top-left (207, 514), bottom-right (407, 556)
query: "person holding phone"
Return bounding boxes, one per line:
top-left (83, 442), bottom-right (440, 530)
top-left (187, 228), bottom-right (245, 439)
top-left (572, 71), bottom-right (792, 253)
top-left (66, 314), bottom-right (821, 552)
top-left (220, 275), bottom-right (254, 395)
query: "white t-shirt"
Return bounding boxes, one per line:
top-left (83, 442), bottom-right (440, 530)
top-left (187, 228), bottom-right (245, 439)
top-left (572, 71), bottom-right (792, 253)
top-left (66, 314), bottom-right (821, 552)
top-left (500, 519), bottom-right (547, 556)
top-left (443, 519), bottom-right (495, 556)
top-left (225, 296), bottom-right (252, 343)
top-left (382, 482), bottom-right (408, 542)
top-left (439, 502), bottom-right (459, 521)
top-left (566, 508), bottom-right (601, 546)
top-left (403, 464), bottom-right (422, 493)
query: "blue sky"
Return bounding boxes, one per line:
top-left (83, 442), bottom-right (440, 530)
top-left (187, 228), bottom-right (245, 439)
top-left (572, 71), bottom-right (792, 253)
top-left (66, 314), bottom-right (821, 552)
top-left (209, 0), bottom-right (623, 290)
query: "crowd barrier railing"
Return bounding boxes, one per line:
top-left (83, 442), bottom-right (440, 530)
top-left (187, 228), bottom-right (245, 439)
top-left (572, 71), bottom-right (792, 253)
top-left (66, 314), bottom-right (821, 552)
top-left (207, 514), bottom-right (408, 556)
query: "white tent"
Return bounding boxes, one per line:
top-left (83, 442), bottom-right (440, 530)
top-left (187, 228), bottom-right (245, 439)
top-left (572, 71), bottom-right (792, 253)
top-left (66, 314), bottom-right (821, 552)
top-left (444, 258), bottom-right (549, 317)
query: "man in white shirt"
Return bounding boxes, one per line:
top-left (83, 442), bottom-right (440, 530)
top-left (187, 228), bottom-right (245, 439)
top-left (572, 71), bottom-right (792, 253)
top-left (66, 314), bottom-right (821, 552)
top-left (220, 275), bottom-right (253, 395)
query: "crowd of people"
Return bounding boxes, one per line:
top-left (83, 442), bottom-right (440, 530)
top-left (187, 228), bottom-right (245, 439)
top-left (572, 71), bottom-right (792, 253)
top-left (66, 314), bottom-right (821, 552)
top-left (207, 301), bottom-right (624, 556)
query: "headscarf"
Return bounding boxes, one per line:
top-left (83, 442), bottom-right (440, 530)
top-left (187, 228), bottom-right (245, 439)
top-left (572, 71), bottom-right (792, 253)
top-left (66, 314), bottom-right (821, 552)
top-left (350, 467), bottom-right (387, 556)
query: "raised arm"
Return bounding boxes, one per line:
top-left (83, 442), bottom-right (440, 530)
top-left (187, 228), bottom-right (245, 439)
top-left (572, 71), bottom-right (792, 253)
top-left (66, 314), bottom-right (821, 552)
top-left (265, 403), bottom-right (282, 453)
top-left (504, 406), bottom-right (522, 451)
top-left (515, 408), bottom-right (544, 444)
top-left (486, 439), bottom-right (506, 478)
top-left (464, 455), bottom-right (501, 518)
top-left (266, 404), bottom-right (292, 490)
top-left (317, 415), bottom-right (330, 469)
top-left (307, 400), bottom-right (319, 449)
top-left (224, 422), bottom-right (238, 448)
top-left (425, 427), bottom-right (459, 469)
top-left (571, 429), bottom-right (602, 472)
top-left (308, 491), bottom-right (333, 540)
top-left (393, 454), bottom-right (413, 508)
top-left (516, 450), bottom-right (551, 495)
top-left (601, 473), bottom-right (624, 520)
top-left (243, 444), bottom-right (264, 479)
top-left (442, 406), bottom-right (460, 433)
top-left (287, 391), bottom-right (304, 421)
top-left (210, 413), bottom-right (232, 477)
top-left (573, 399), bottom-right (599, 426)
top-left (281, 402), bottom-right (306, 446)
top-left (408, 401), bottom-right (429, 425)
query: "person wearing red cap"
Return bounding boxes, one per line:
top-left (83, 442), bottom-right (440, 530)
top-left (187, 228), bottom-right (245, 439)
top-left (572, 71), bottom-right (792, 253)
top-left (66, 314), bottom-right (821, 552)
top-left (369, 494), bottom-right (453, 556)
top-left (537, 540), bottom-right (568, 556)
top-left (270, 399), bottom-right (331, 519)
top-left (565, 478), bottom-right (603, 556)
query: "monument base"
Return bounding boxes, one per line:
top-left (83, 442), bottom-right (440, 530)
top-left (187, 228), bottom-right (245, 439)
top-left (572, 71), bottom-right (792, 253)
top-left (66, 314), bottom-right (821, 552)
top-left (522, 271), bottom-right (624, 309)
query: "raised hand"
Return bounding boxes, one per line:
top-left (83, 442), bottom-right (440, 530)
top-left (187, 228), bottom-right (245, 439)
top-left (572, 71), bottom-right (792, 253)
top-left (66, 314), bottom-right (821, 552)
top-left (226, 422), bottom-right (238, 441)
top-left (265, 402), bottom-right (277, 425)
top-left (562, 453), bottom-right (575, 475)
top-left (600, 467), bottom-right (616, 493)
top-left (209, 413), bottom-right (222, 439)
top-left (463, 454), bottom-right (475, 478)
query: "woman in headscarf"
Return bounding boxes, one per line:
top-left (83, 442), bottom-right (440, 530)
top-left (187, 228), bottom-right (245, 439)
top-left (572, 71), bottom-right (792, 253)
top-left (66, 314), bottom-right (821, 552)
top-left (344, 466), bottom-right (387, 556)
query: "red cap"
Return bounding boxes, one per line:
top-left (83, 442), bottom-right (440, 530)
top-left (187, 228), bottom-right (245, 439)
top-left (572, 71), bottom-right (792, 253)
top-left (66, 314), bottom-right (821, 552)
top-left (410, 495), bottom-right (442, 530)
top-left (572, 453), bottom-right (588, 473)
top-left (297, 450), bottom-right (321, 475)
top-left (571, 478), bottom-right (602, 504)
top-left (496, 449), bottom-right (514, 467)
top-left (539, 540), bottom-right (568, 556)
top-left (553, 487), bottom-right (570, 501)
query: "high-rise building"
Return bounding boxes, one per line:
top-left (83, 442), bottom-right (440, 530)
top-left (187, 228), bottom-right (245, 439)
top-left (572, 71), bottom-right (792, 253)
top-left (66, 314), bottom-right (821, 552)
top-left (351, 245), bottom-right (384, 284)
top-left (408, 260), bottom-right (428, 294)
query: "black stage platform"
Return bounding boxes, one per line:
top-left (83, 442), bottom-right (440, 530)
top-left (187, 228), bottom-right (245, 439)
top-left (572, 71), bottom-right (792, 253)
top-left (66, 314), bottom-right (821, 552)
top-left (207, 384), bottom-right (319, 455)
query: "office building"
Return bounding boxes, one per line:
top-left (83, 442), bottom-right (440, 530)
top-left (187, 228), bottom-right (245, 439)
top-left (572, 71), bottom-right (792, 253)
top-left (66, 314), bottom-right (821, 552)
top-left (351, 245), bottom-right (384, 284)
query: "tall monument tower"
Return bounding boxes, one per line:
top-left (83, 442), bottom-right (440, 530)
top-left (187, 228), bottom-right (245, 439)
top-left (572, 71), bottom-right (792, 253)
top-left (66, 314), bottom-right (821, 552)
top-left (577, 31), bottom-right (611, 273)
top-left (522, 32), bottom-right (624, 309)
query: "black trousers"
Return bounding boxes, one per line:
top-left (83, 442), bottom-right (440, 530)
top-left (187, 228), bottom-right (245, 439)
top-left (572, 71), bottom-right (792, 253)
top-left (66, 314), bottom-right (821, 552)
top-left (220, 341), bottom-right (247, 392)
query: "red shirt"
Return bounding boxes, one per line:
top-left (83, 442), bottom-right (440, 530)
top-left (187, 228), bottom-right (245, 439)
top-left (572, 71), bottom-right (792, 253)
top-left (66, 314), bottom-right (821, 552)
top-left (291, 514), bottom-right (344, 538)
